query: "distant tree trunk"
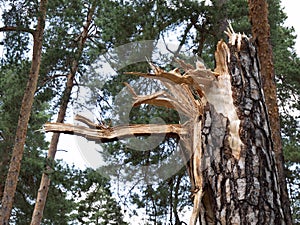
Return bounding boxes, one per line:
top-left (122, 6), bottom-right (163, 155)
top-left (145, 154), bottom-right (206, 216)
top-left (248, 1), bottom-right (292, 224)
top-left (0, 1), bottom-right (48, 224)
top-left (30, 4), bottom-right (96, 225)
top-left (30, 75), bottom-right (74, 225)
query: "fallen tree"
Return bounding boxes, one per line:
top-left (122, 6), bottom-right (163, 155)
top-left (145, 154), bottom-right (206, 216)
top-left (44, 27), bottom-right (289, 224)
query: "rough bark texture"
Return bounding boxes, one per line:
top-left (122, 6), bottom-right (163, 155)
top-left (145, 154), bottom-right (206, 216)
top-left (30, 4), bottom-right (96, 224)
top-left (43, 31), bottom-right (289, 224)
top-left (248, 1), bottom-right (292, 223)
top-left (0, 1), bottom-right (48, 224)
top-left (0, 147), bottom-right (11, 202)
top-left (195, 35), bottom-right (287, 224)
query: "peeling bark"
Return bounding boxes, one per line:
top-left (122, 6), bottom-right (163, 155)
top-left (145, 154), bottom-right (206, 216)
top-left (44, 121), bottom-right (187, 142)
top-left (44, 28), bottom-right (288, 224)
top-left (197, 33), bottom-right (286, 224)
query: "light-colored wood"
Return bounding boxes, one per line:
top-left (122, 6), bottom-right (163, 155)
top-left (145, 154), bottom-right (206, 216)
top-left (44, 122), bottom-right (188, 142)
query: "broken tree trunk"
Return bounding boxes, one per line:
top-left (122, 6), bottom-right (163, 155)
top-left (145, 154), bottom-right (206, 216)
top-left (44, 28), bottom-right (289, 224)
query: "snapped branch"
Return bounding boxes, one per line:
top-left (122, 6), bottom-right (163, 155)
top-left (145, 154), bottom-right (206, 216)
top-left (123, 82), bottom-right (176, 109)
top-left (44, 122), bottom-right (188, 143)
top-left (124, 59), bottom-right (218, 100)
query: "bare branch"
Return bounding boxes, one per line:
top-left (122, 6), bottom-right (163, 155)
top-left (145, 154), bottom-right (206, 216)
top-left (0, 26), bottom-right (35, 35)
top-left (124, 82), bottom-right (197, 116)
top-left (124, 60), bottom-right (218, 100)
top-left (123, 82), bottom-right (137, 97)
top-left (74, 114), bottom-right (98, 129)
top-left (44, 122), bottom-right (188, 143)
top-left (133, 96), bottom-right (176, 109)
top-left (125, 83), bottom-right (174, 109)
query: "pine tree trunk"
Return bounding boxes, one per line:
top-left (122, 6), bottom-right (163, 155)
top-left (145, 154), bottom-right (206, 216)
top-left (194, 35), bottom-right (288, 224)
top-left (248, 1), bottom-right (292, 223)
top-left (0, 1), bottom-right (48, 224)
top-left (30, 4), bottom-right (96, 224)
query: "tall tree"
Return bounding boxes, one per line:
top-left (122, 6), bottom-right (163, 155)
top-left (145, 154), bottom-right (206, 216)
top-left (0, 62), bottom-right (61, 223)
top-left (69, 168), bottom-right (128, 225)
top-left (88, 0), bottom-right (299, 222)
top-left (73, 0), bottom-right (299, 222)
top-left (248, 0), bottom-right (292, 223)
top-left (0, 0), bottom-right (48, 223)
top-left (30, 2), bottom-right (97, 224)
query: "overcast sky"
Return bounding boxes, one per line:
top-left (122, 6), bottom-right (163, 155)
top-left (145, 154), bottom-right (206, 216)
top-left (281, 0), bottom-right (300, 54)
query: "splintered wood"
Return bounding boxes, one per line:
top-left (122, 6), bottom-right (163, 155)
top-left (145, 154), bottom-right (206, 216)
top-left (44, 27), bottom-right (244, 225)
top-left (43, 24), bottom-right (290, 224)
top-left (44, 121), bottom-right (188, 142)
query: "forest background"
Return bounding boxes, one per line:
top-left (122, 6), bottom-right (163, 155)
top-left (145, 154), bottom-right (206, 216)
top-left (0, 0), bottom-right (299, 224)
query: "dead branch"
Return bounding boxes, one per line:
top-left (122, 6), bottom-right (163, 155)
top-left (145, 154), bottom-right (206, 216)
top-left (44, 122), bottom-right (188, 143)
top-left (124, 59), bottom-right (219, 100)
top-left (123, 82), bottom-right (174, 108)
top-left (75, 114), bottom-right (99, 129)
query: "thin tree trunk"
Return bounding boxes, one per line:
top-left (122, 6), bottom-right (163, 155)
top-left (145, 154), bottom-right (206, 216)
top-left (0, 1), bottom-right (48, 224)
top-left (30, 4), bottom-right (96, 224)
top-left (0, 147), bottom-right (11, 201)
top-left (248, 1), bottom-right (292, 224)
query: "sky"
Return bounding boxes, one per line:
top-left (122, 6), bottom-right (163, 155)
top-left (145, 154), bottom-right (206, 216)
top-left (281, 0), bottom-right (300, 54)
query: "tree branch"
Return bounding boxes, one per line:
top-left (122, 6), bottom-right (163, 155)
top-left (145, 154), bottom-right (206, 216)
top-left (44, 122), bottom-right (188, 143)
top-left (0, 26), bottom-right (35, 35)
top-left (123, 82), bottom-right (176, 109)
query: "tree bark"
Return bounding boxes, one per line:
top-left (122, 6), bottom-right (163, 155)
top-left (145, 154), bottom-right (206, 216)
top-left (248, 1), bottom-right (292, 224)
top-left (194, 34), bottom-right (287, 225)
top-left (0, 1), bottom-right (48, 224)
top-left (30, 3), bottom-right (96, 224)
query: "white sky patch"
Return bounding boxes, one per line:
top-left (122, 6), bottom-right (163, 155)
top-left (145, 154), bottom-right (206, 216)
top-left (281, 0), bottom-right (300, 55)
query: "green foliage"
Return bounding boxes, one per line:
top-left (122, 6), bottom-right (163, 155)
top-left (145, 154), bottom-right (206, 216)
top-left (68, 168), bottom-right (128, 225)
top-left (0, 59), bottom-right (74, 224)
top-left (1, 1), bottom-right (35, 63)
top-left (286, 165), bottom-right (300, 224)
